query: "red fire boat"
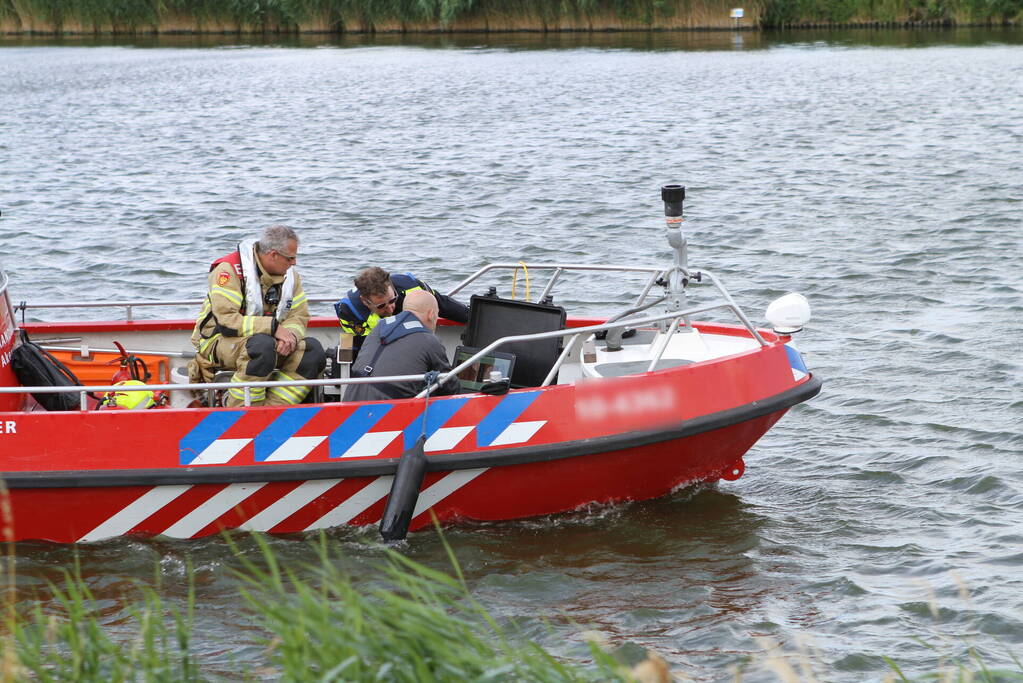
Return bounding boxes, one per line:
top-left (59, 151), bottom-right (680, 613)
top-left (0, 186), bottom-right (821, 543)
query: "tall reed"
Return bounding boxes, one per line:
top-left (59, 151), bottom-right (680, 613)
top-left (231, 533), bottom-right (628, 681)
top-left (3, 558), bottom-right (199, 681)
top-left (1, 0), bottom-right (1019, 32)
top-left (0, 533), bottom-right (631, 681)
top-left (0, 530), bottom-right (1019, 680)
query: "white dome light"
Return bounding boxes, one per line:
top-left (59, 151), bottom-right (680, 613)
top-left (765, 293), bottom-right (811, 334)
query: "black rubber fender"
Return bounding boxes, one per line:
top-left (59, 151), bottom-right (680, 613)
top-left (379, 434), bottom-right (428, 542)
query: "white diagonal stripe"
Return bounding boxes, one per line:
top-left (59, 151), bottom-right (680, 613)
top-left (490, 420), bottom-right (546, 446)
top-left (161, 482), bottom-right (267, 538)
top-left (240, 479), bottom-right (342, 532)
top-left (264, 436), bottom-right (328, 462)
top-left (425, 426), bottom-right (474, 452)
top-left (305, 476), bottom-right (392, 530)
top-left (191, 438), bottom-right (252, 466)
top-left (79, 485), bottom-right (193, 543)
top-left (341, 431), bottom-right (401, 458)
top-left (411, 468), bottom-right (488, 519)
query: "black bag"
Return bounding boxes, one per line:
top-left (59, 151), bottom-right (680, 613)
top-left (10, 331), bottom-right (82, 411)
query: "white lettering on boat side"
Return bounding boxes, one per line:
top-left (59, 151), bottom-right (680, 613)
top-left (0, 421), bottom-right (15, 434)
top-left (0, 314), bottom-right (14, 368)
top-left (576, 386), bottom-right (678, 422)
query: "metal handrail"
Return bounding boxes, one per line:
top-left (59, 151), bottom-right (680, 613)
top-left (12, 296), bottom-right (341, 322)
top-left (39, 345), bottom-right (193, 358)
top-left (13, 261), bottom-right (664, 321)
top-left (0, 372), bottom-right (452, 410)
top-left (447, 262), bottom-right (760, 340)
top-left (3, 260), bottom-right (770, 409)
top-left (10, 262), bottom-right (754, 335)
top-left (417, 301), bottom-right (767, 397)
top-left (449, 262), bottom-right (668, 309)
top-left (3, 300), bottom-right (770, 409)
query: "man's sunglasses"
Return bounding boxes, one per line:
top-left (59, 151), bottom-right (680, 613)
top-left (364, 296), bottom-right (397, 312)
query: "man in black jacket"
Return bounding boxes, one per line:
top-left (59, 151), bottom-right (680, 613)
top-left (344, 290), bottom-right (461, 403)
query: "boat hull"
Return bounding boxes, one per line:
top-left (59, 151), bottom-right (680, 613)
top-left (0, 316), bottom-right (821, 543)
top-left (0, 376), bottom-right (819, 543)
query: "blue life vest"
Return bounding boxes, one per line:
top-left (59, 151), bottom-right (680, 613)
top-left (334, 272), bottom-right (424, 336)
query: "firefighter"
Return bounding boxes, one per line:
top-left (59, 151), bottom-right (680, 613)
top-left (190, 225), bottom-right (325, 407)
top-left (334, 266), bottom-right (469, 360)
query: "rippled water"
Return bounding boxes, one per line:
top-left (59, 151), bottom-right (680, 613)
top-left (2, 28), bottom-right (1022, 680)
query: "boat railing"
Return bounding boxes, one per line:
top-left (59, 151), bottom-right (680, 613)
top-left (449, 262), bottom-right (762, 341)
top-left (449, 262), bottom-right (669, 310)
top-left (418, 301), bottom-right (766, 397)
top-left (12, 261), bottom-right (735, 324)
top-left (0, 301), bottom-right (770, 411)
top-left (10, 297), bottom-right (342, 322)
top-left (10, 263), bottom-right (668, 321)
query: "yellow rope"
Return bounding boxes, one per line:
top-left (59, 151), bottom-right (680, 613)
top-left (511, 262), bottom-right (531, 301)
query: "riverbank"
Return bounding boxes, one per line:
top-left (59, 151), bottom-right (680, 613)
top-left (1, 0), bottom-right (1020, 34)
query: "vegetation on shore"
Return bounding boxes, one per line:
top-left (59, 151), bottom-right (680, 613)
top-left (0, 0), bottom-right (1020, 34)
top-left (1, 535), bottom-right (636, 681)
top-left (1, 533), bottom-right (1020, 681)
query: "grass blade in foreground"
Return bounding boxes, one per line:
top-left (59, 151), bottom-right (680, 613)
top-left (232, 533), bottom-right (627, 682)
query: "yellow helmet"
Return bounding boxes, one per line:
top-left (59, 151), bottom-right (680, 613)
top-left (108, 380), bottom-right (155, 410)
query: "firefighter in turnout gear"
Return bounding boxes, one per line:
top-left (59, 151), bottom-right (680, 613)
top-left (190, 225), bottom-right (326, 407)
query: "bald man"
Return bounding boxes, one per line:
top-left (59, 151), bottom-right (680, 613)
top-left (344, 290), bottom-right (461, 402)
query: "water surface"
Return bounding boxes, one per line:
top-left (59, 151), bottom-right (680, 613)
top-left (2, 28), bottom-right (1022, 680)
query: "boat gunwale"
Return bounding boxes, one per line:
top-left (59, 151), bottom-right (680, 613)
top-left (4, 306), bottom-right (783, 403)
top-left (0, 374), bottom-right (821, 489)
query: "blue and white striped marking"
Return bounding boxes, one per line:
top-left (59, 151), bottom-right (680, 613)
top-left (179, 411), bottom-right (248, 465)
top-left (178, 392), bottom-right (546, 465)
top-left (256, 406), bottom-right (325, 462)
top-left (784, 343), bottom-right (809, 381)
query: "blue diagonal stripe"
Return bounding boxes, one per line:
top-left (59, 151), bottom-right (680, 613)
top-left (476, 392), bottom-right (540, 448)
top-left (254, 406), bottom-right (322, 462)
top-left (785, 344), bottom-right (808, 374)
top-left (179, 411), bottom-right (245, 465)
top-left (403, 397), bottom-right (471, 449)
top-left (329, 404), bottom-right (394, 458)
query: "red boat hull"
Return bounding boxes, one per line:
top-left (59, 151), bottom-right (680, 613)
top-left (3, 409), bottom-right (795, 543)
top-left (0, 316), bottom-right (820, 543)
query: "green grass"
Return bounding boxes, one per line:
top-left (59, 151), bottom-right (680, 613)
top-left (0, 534), bottom-right (632, 681)
top-left (231, 533), bottom-right (627, 681)
top-left (1, 533), bottom-right (1020, 681)
top-left (0, 0), bottom-right (1019, 32)
top-left (3, 557), bottom-right (199, 681)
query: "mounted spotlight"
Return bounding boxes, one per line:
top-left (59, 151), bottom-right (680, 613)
top-left (765, 293), bottom-right (811, 334)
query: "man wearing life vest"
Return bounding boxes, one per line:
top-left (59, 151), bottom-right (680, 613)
top-left (190, 225), bottom-right (325, 407)
top-left (334, 266), bottom-right (468, 360)
top-left (343, 290), bottom-right (461, 403)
